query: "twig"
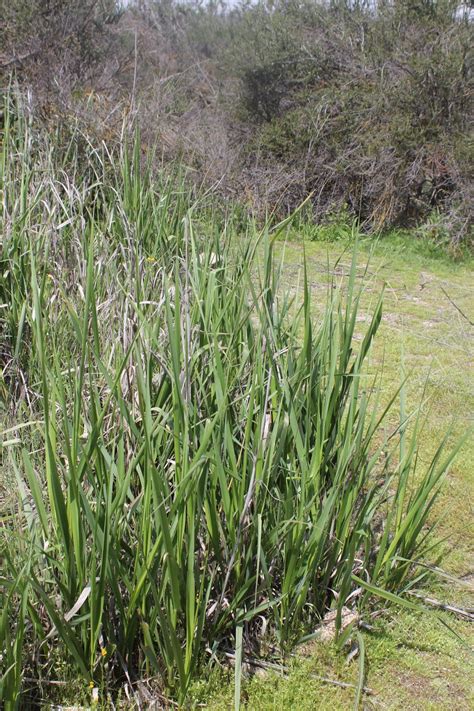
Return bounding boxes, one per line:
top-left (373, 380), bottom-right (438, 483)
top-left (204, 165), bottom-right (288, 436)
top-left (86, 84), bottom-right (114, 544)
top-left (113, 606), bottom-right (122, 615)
top-left (224, 652), bottom-right (375, 695)
top-left (0, 49), bottom-right (41, 68)
top-left (23, 677), bottom-right (68, 686)
top-left (309, 673), bottom-right (374, 695)
top-left (440, 286), bottom-right (474, 326)
top-left (407, 592), bottom-right (474, 621)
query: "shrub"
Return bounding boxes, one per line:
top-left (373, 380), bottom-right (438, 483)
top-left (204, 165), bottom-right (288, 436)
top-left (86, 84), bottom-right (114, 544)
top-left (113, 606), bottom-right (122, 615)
top-left (1, 0), bottom-right (472, 247)
top-left (0, 0), bottom-right (123, 99)
top-left (224, 0), bottom-right (473, 242)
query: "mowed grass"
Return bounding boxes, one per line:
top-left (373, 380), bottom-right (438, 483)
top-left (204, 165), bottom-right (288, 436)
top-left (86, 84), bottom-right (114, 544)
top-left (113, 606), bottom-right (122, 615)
top-left (192, 238), bottom-right (474, 710)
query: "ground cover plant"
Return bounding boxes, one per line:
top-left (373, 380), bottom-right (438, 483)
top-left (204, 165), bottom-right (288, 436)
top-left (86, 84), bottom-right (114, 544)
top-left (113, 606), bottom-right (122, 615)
top-left (1, 96), bottom-right (471, 708)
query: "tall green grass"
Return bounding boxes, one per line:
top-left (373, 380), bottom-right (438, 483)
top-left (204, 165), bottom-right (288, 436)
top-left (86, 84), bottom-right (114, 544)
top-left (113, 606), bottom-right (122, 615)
top-left (0, 95), bottom-right (461, 707)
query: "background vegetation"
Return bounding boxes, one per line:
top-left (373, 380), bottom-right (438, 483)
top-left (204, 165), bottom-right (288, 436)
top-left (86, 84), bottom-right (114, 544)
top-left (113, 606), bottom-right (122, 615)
top-left (1, 0), bottom-right (473, 248)
top-left (1, 1), bottom-right (473, 708)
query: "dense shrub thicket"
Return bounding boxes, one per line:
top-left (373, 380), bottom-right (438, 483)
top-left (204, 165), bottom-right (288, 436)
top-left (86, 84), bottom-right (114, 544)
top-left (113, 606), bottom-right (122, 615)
top-left (1, 0), bottom-right (472, 245)
top-left (0, 0), bottom-right (123, 91)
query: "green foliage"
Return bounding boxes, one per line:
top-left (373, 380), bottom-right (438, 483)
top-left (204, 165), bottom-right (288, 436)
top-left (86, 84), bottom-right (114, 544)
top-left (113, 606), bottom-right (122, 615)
top-left (0, 101), bottom-right (464, 707)
top-left (220, 0), bottom-right (473, 243)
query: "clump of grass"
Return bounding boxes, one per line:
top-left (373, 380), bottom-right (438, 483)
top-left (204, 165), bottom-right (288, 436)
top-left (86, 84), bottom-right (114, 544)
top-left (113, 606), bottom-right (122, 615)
top-left (0, 96), bottom-right (462, 708)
